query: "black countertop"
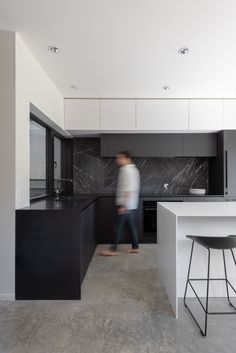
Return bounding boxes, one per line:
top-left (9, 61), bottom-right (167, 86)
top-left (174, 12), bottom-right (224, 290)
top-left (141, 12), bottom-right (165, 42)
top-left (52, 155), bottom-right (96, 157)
top-left (19, 196), bottom-right (97, 211)
top-left (17, 193), bottom-right (225, 211)
top-left (72, 193), bottom-right (224, 199)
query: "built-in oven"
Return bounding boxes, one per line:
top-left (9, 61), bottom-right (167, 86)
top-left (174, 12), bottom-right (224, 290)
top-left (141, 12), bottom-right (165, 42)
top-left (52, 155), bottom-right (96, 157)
top-left (143, 201), bottom-right (157, 237)
top-left (142, 199), bottom-right (183, 242)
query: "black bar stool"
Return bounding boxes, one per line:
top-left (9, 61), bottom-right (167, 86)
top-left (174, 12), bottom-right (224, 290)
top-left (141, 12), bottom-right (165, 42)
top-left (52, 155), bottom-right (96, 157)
top-left (184, 235), bottom-right (236, 336)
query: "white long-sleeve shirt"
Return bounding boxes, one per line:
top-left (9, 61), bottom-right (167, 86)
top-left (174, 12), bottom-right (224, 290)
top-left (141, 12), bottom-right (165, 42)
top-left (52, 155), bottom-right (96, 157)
top-left (116, 164), bottom-right (140, 210)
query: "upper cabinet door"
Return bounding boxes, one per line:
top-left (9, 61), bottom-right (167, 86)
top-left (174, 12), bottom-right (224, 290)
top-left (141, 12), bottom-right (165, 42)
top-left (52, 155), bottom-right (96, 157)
top-left (136, 100), bottom-right (188, 130)
top-left (223, 100), bottom-right (236, 129)
top-left (189, 100), bottom-right (223, 130)
top-left (100, 100), bottom-right (135, 130)
top-left (183, 134), bottom-right (217, 157)
top-left (64, 99), bottom-right (100, 130)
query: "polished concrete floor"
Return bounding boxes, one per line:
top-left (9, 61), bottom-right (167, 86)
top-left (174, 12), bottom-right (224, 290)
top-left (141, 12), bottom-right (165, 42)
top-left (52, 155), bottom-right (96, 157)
top-left (1, 244), bottom-right (236, 353)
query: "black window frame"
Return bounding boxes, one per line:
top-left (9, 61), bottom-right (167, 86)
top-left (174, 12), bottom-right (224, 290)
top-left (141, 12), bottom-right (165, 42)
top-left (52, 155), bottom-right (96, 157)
top-left (30, 114), bottom-right (73, 201)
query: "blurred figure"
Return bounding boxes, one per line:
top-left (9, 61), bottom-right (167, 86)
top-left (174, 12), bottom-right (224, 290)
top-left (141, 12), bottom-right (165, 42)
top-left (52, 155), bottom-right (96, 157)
top-left (102, 151), bottom-right (140, 256)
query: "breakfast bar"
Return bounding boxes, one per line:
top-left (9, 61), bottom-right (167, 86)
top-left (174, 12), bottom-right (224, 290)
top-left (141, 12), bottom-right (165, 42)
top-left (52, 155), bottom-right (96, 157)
top-left (157, 202), bottom-right (236, 318)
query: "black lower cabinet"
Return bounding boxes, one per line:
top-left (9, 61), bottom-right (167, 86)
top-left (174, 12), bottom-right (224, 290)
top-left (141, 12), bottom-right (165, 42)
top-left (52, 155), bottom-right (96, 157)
top-left (97, 196), bottom-right (191, 244)
top-left (97, 197), bottom-right (153, 244)
top-left (80, 201), bottom-right (97, 281)
top-left (97, 197), bottom-right (139, 244)
top-left (16, 201), bottom-right (97, 300)
top-left (97, 197), bottom-right (116, 244)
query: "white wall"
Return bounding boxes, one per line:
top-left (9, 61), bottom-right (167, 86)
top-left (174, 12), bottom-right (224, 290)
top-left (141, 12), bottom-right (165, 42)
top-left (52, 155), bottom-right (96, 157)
top-left (0, 31), bottom-right (16, 300)
top-left (0, 31), bottom-right (65, 299)
top-left (15, 34), bottom-right (64, 208)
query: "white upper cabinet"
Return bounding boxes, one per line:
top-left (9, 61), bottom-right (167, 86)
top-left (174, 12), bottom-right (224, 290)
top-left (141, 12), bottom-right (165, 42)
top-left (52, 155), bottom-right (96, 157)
top-left (136, 100), bottom-right (188, 130)
top-left (63, 98), bottom-right (234, 132)
top-left (189, 100), bottom-right (223, 130)
top-left (100, 100), bottom-right (135, 130)
top-left (223, 100), bottom-right (236, 129)
top-left (64, 99), bottom-right (100, 130)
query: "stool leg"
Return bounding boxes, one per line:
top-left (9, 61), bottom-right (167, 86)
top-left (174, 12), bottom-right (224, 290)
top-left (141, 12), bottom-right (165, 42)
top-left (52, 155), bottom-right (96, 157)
top-left (230, 249), bottom-right (236, 266)
top-left (184, 240), bottom-right (195, 306)
top-left (203, 248), bottom-right (211, 336)
top-left (223, 249), bottom-right (231, 306)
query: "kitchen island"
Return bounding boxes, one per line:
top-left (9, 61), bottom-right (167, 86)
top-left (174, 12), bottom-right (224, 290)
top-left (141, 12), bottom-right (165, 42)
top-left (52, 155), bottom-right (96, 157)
top-left (157, 202), bottom-right (236, 318)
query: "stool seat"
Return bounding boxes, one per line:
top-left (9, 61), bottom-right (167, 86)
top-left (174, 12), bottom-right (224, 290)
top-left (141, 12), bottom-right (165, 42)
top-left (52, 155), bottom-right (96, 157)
top-left (186, 235), bottom-right (236, 250)
top-left (184, 234), bottom-right (236, 336)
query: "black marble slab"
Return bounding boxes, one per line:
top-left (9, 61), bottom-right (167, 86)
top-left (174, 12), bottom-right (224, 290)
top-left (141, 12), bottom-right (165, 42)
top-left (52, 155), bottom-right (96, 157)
top-left (73, 138), bottom-right (209, 195)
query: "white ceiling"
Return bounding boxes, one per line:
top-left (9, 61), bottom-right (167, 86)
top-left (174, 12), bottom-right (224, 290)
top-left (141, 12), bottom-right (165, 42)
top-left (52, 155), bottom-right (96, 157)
top-left (1, 0), bottom-right (236, 98)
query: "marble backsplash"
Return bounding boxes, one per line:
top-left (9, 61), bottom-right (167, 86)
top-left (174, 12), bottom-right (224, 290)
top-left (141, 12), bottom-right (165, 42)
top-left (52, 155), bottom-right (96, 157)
top-left (73, 138), bottom-right (208, 195)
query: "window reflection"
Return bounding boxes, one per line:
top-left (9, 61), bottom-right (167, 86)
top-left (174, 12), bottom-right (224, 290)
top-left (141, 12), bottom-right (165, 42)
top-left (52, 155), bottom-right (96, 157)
top-left (30, 120), bottom-right (47, 197)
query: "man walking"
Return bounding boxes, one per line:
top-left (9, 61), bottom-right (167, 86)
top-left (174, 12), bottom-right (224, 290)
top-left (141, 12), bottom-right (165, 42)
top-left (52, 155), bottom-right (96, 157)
top-left (102, 151), bottom-right (140, 256)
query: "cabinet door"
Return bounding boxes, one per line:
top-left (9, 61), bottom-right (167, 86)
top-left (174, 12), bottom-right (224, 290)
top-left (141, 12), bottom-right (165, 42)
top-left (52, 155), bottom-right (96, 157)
top-left (80, 208), bottom-right (89, 281)
top-left (136, 100), bottom-right (188, 130)
top-left (97, 197), bottom-right (116, 244)
top-left (183, 134), bottom-right (217, 157)
top-left (189, 100), bottom-right (223, 130)
top-left (100, 100), bottom-right (135, 130)
top-left (64, 99), bottom-right (100, 130)
top-left (101, 134), bottom-right (138, 157)
top-left (97, 197), bottom-right (132, 244)
top-left (88, 201), bottom-right (97, 258)
top-left (223, 100), bottom-right (236, 129)
top-left (80, 202), bottom-right (97, 282)
top-left (183, 197), bottom-right (206, 202)
top-left (224, 131), bottom-right (236, 197)
top-left (101, 134), bottom-right (184, 157)
top-left (135, 134), bottom-right (184, 157)
top-left (204, 197), bottom-right (225, 202)
top-left (16, 211), bottom-right (81, 300)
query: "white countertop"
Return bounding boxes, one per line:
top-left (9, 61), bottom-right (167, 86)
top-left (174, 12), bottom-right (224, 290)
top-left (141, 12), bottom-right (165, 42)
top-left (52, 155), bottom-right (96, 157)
top-left (158, 202), bottom-right (236, 217)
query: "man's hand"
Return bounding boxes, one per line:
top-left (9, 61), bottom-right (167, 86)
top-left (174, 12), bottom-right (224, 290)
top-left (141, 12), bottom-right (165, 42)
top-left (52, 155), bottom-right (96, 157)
top-left (118, 206), bottom-right (127, 215)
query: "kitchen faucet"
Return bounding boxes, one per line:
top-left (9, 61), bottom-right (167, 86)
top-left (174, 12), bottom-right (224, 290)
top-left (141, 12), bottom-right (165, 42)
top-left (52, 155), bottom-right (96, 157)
top-left (55, 179), bottom-right (73, 200)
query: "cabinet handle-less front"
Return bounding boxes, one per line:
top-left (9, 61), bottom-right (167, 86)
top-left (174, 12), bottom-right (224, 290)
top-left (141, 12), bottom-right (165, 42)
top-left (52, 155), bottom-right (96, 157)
top-left (225, 150), bottom-right (228, 193)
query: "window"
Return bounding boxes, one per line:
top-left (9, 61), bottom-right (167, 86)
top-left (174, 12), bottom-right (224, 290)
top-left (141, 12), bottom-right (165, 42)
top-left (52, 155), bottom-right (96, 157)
top-left (54, 136), bottom-right (62, 180)
top-left (30, 115), bottom-right (73, 200)
top-left (30, 120), bottom-right (47, 198)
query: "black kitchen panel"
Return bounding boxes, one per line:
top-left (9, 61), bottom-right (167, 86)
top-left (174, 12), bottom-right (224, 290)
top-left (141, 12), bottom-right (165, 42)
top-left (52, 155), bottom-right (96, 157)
top-left (16, 200), bottom-right (97, 300)
top-left (223, 130), bottom-right (236, 197)
top-left (101, 134), bottom-right (184, 157)
top-left (135, 134), bottom-right (184, 157)
top-left (183, 134), bottom-right (217, 157)
top-left (100, 134), bottom-right (139, 157)
top-left (209, 130), bottom-right (236, 198)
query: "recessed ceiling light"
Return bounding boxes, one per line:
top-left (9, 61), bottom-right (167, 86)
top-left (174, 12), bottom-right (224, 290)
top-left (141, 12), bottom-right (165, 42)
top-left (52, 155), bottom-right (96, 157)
top-left (71, 84), bottom-right (79, 90)
top-left (178, 47), bottom-right (190, 55)
top-left (48, 45), bottom-right (60, 54)
top-left (162, 86), bottom-right (170, 90)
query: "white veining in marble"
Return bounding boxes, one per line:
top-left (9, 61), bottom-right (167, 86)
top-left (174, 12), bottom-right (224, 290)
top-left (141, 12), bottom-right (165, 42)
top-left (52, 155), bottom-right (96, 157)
top-left (73, 138), bottom-right (208, 195)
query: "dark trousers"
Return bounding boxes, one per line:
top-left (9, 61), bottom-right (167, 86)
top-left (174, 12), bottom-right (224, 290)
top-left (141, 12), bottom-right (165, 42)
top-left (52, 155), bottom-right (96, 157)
top-left (110, 209), bottom-right (139, 251)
